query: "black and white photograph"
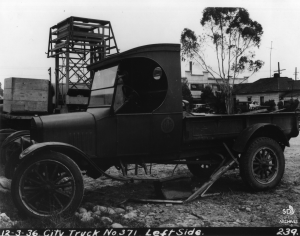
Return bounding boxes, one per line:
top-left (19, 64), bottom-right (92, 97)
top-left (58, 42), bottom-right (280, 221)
top-left (0, 0), bottom-right (299, 234)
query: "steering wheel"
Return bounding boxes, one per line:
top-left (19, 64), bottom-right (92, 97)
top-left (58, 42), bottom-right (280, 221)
top-left (122, 85), bottom-right (140, 100)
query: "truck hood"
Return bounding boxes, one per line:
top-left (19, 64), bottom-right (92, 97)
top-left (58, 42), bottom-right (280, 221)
top-left (31, 112), bottom-right (97, 155)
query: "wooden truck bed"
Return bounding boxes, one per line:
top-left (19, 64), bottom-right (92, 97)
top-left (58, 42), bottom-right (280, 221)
top-left (183, 112), bottom-right (299, 143)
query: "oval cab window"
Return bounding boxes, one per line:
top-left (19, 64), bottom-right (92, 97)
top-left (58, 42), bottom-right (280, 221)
top-left (153, 67), bottom-right (162, 80)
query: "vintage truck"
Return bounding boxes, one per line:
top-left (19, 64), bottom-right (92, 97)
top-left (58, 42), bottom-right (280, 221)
top-left (4, 44), bottom-right (299, 218)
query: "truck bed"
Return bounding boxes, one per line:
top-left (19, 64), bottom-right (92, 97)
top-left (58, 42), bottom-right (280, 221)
top-left (183, 112), bottom-right (299, 143)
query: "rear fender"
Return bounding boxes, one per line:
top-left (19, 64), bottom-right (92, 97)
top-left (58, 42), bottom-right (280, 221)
top-left (20, 142), bottom-right (102, 178)
top-left (233, 123), bottom-right (289, 153)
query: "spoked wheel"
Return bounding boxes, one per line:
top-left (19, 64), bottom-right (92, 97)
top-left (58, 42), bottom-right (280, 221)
top-left (3, 135), bottom-right (30, 178)
top-left (240, 137), bottom-right (285, 191)
top-left (4, 143), bottom-right (22, 179)
top-left (1, 141), bottom-right (20, 165)
top-left (11, 152), bottom-right (84, 218)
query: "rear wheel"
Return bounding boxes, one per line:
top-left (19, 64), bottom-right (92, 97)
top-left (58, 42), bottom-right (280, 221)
top-left (11, 152), bottom-right (84, 218)
top-left (240, 137), bottom-right (285, 191)
top-left (1, 141), bottom-right (20, 165)
top-left (3, 135), bottom-right (30, 178)
top-left (4, 144), bottom-right (22, 178)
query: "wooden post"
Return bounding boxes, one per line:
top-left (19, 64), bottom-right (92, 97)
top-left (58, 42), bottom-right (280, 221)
top-left (274, 62), bottom-right (286, 77)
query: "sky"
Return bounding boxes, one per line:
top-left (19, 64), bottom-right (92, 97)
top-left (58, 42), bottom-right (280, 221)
top-left (1, 0), bottom-right (300, 88)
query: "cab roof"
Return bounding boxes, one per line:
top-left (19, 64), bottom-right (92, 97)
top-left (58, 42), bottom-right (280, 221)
top-left (87, 44), bottom-right (180, 71)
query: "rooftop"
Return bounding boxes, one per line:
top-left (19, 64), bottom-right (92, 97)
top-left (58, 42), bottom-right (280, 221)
top-left (234, 77), bottom-right (300, 94)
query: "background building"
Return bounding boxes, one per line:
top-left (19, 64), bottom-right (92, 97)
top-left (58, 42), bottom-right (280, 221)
top-left (183, 62), bottom-right (248, 103)
top-left (234, 73), bottom-right (300, 105)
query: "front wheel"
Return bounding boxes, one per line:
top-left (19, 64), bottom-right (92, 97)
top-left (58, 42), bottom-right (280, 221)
top-left (240, 137), bottom-right (285, 191)
top-left (11, 152), bottom-right (84, 218)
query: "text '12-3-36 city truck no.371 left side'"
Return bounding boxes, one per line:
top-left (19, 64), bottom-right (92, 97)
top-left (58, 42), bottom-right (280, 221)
top-left (2, 43), bottom-right (299, 218)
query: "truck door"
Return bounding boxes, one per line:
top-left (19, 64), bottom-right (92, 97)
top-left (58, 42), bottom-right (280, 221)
top-left (113, 61), bottom-right (152, 157)
top-left (116, 113), bottom-right (151, 156)
top-left (113, 57), bottom-right (176, 158)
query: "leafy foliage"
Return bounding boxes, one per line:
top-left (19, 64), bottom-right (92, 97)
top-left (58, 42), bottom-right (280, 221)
top-left (200, 86), bottom-right (226, 113)
top-left (277, 100), bottom-right (284, 109)
top-left (180, 7), bottom-right (264, 114)
top-left (262, 100), bottom-right (276, 111)
top-left (283, 99), bottom-right (299, 111)
top-left (200, 86), bottom-right (215, 103)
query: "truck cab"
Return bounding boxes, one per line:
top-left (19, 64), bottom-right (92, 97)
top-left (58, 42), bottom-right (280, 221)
top-left (86, 44), bottom-right (182, 160)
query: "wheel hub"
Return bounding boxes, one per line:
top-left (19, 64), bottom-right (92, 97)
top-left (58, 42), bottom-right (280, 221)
top-left (44, 181), bottom-right (55, 192)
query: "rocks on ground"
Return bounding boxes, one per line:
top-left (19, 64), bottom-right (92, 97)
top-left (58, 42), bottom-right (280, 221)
top-left (0, 176), bottom-right (11, 193)
top-left (75, 203), bottom-right (128, 228)
top-left (75, 202), bottom-right (211, 227)
top-left (0, 212), bottom-right (16, 227)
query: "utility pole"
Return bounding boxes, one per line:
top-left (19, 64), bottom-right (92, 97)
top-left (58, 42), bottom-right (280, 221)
top-left (274, 62), bottom-right (286, 92)
top-left (270, 41), bottom-right (273, 78)
top-left (48, 67), bottom-right (51, 84)
top-left (274, 62), bottom-right (286, 77)
top-left (294, 67), bottom-right (299, 80)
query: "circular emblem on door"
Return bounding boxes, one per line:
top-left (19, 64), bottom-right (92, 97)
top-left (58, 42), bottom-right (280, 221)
top-left (161, 117), bottom-right (175, 133)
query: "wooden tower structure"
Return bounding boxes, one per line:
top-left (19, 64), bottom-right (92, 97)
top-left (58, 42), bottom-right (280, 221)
top-left (47, 16), bottom-right (119, 111)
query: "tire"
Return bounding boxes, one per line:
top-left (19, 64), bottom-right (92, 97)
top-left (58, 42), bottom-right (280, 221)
top-left (4, 144), bottom-right (22, 179)
top-left (11, 152), bottom-right (84, 218)
top-left (3, 136), bottom-right (30, 178)
top-left (1, 141), bottom-right (20, 166)
top-left (240, 137), bottom-right (285, 191)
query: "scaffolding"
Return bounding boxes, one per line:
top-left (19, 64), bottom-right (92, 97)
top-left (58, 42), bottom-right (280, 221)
top-left (47, 16), bottom-right (119, 111)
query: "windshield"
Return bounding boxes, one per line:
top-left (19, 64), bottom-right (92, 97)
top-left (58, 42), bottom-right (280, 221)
top-left (89, 66), bottom-right (118, 107)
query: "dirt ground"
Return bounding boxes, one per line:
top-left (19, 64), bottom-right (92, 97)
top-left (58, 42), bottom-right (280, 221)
top-left (0, 135), bottom-right (300, 228)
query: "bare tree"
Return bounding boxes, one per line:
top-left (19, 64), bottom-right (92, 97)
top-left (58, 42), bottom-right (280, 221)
top-left (181, 7), bottom-right (264, 114)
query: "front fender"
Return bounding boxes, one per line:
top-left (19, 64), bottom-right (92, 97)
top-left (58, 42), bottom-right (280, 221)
top-left (20, 142), bottom-right (87, 160)
top-left (19, 142), bottom-right (105, 179)
top-left (233, 123), bottom-right (289, 153)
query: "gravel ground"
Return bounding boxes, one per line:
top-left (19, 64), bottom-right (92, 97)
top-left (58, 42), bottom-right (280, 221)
top-left (0, 135), bottom-right (300, 228)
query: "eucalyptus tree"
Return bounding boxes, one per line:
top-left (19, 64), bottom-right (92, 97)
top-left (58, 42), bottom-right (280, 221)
top-left (181, 7), bottom-right (264, 114)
